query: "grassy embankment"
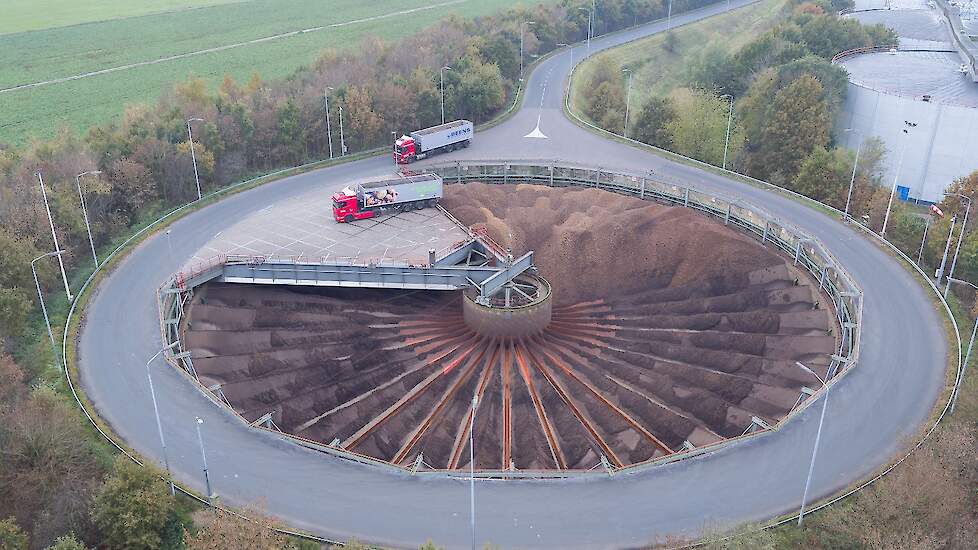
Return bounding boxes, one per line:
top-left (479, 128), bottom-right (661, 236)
top-left (0, 0), bottom-right (558, 144)
top-left (569, 0), bottom-right (789, 118)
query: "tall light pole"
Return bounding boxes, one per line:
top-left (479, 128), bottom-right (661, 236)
top-left (881, 120), bottom-right (916, 238)
top-left (75, 170), bottom-right (101, 269)
top-left (947, 277), bottom-right (978, 413)
top-left (622, 67), bottom-right (633, 138)
top-left (668, 0), bottom-right (674, 30)
top-left (36, 171), bottom-right (72, 302)
top-left (440, 66), bottom-right (452, 124)
top-left (794, 361), bottom-right (828, 526)
top-left (338, 104), bottom-right (347, 156)
top-left (937, 215), bottom-right (958, 282)
top-left (165, 229), bottom-right (174, 264)
top-left (944, 193), bottom-right (971, 298)
top-left (32, 250), bottom-right (65, 372)
top-left (720, 94), bottom-right (734, 170)
top-left (918, 216), bottom-right (931, 267)
top-left (186, 117), bottom-right (205, 201)
top-left (579, 8), bottom-right (592, 54)
top-left (195, 417), bottom-right (215, 502)
top-left (324, 87), bottom-right (334, 160)
top-left (520, 21), bottom-right (535, 81)
top-left (469, 394), bottom-right (477, 550)
top-left (146, 347), bottom-right (176, 496)
top-left (842, 128), bottom-right (862, 222)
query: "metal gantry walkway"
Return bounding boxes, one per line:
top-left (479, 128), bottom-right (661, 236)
top-left (174, 209), bottom-right (536, 300)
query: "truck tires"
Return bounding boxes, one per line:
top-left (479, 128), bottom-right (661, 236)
top-left (344, 214), bottom-right (354, 223)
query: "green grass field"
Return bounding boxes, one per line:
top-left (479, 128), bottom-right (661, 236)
top-left (0, 0), bottom-right (554, 145)
top-left (1, 0), bottom-right (245, 34)
top-left (569, 0), bottom-right (789, 118)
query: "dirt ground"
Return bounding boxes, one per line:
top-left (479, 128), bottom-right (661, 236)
top-left (184, 183), bottom-right (837, 470)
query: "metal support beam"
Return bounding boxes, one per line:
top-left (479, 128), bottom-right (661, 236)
top-left (478, 251), bottom-right (535, 298)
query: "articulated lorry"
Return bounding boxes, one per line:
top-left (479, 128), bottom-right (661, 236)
top-left (332, 172), bottom-right (443, 223)
top-left (394, 120), bottom-right (473, 164)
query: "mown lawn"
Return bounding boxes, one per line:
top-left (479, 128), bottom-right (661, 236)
top-left (0, 0), bottom-right (243, 34)
top-left (569, 0), bottom-right (789, 117)
top-left (0, 0), bottom-right (556, 144)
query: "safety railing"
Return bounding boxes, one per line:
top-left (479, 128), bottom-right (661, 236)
top-left (156, 159), bottom-right (862, 478)
top-left (830, 43), bottom-right (899, 63)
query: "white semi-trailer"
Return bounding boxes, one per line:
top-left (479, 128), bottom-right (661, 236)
top-left (394, 120), bottom-right (473, 164)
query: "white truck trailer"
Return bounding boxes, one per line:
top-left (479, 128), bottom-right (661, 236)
top-left (394, 120), bottom-right (473, 164)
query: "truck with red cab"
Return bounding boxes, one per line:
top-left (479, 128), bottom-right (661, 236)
top-left (332, 172), bottom-right (443, 223)
top-left (394, 120), bottom-right (473, 164)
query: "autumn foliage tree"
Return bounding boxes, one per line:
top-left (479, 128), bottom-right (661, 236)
top-left (91, 457), bottom-right (174, 550)
top-left (746, 73), bottom-right (830, 182)
top-left (182, 508), bottom-right (292, 550)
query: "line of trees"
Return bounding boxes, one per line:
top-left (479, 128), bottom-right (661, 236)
top-left (583, 0), bottom-right (896, 214)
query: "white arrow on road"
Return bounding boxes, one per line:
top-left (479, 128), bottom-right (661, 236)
top-left (524, 115), bottom-right (548, 139)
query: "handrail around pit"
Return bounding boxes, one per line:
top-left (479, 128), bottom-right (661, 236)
top-left (156, 159), bottom-right (862, 479)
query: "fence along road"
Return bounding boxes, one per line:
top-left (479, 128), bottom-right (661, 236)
top-left (73, 0), bottom-right (948, 547)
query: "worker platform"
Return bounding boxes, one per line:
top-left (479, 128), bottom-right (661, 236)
top-left (174, 183), bottom-right (534, 299)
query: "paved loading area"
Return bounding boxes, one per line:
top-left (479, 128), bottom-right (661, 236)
top-left (185, 185), bottom-right (470, 272)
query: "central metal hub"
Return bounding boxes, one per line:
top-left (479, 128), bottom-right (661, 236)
top-left (462, 274), bottom-right (552, 338)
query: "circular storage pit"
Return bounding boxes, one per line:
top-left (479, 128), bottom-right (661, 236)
top-left (183, 183), bottom-right (838, 471)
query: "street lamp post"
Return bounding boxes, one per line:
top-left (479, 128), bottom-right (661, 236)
top-left (195, 417), bottom-right (215, 502)
top-left (622, 68), bottom-right (633, 138)
top-left (720, 94), bottom-right (734, 170)
top-left (668, 0), bottom-right (673, 30)
top-left (338, 104), bottom-right (347, 156)
top-left (881, 120), bottom-right (916, 238)
top-left (943, 193), bottom-right (971, 298)
top-left (75, 170), bottom-right (102, 269)
top-left (440, 66), bottom-right (452, 124)
top-left (36, 172), bottom-right (73, 302)
top-left (186, 117), bottom-right (205, 201)
top-left (165, 229), bottom-right (174, 264)
top-left (794, 361), bottom-right (829, 526)
top-left (324, 88), bottom-right (334, 160)
top-left (32, 250), bottom-right (65, 371)
top-left (842, 128), bottom-right (862, 222)
top-left (146, 348), bottom-right (176, 495)
top-left (469, 394), bottom-right (477, 550)
top-left (520, 22), bottom-right (535, 81)
top-left (947, 277), bottom-right (978, 413)
top-left (937, 215), bottom-right (958, 282)
top-left (579, 8), bottom-right (592, 54)
top-left (918, 217), bottom-right (931, 267)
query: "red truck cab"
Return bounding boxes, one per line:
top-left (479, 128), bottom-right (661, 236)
top-left (394, 135), bottom-right (416, 164)
top-left (331, 187), bottom-right (374, 223)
